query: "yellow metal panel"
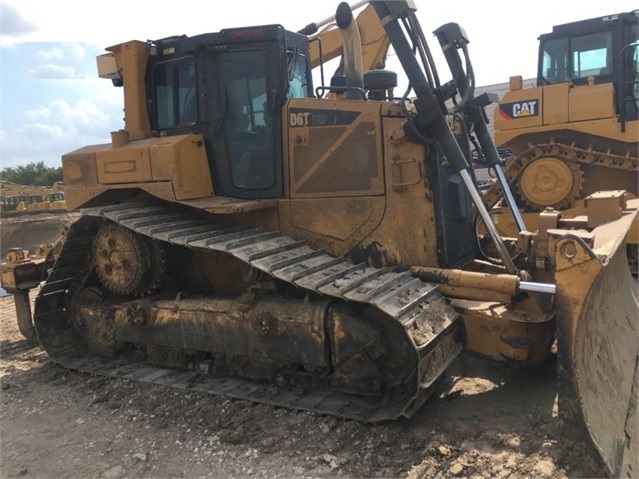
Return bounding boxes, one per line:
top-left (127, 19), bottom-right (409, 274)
top-left (179, 197), bottom-right (277, 214)
top-left (451, 299), bottom-right (555, 363)
top-left (62, 143), bottom-right (108, 185)
top-left (175, 136), bottom-right (214, 199)
top-left (496, 116), bottom-right (639, 153)
top-left (279, 197), bottom-right (385, 258)
top-left (96, 143), bottom-right (152, 184)
top-left (64, 182), bottom-right (175, 211)
top-left (542, 83), bottom-right (569, 125)
top-left (149, 138), bottom-right (176, 181)
top-left (494, 87), bottom-right (543, 132)
top-left (289, 197), bottom-right (380, 241)
top-left (569, 83), bottom-right (615, 122)
top-left (149, 134), bottom-right (214, 200)
top-left (356, 116), bottom-right (440, 267)
top-left (106, 41), bottom-right (150, 140)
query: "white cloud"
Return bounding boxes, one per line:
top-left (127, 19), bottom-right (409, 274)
top-left (0, 2), bottom-right (36, 39)
top-left (49, 97), bottom-right (111, 126)
top-left (36, 46), bottom-right (63, 61)
top-left (1, 89), bottom-right (123, 168)
top-left (26, 63), bottom-right (79, 79)
top-left (64, 42), bottom-right (85, 60)
top-left (23, 106), bottom-right (51, 121)
top-left (25, 42), bottom-right (85, 79)
top-left (24, 122), bottom-right (64, 137)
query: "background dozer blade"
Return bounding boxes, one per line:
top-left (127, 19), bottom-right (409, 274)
top-left (553, 209), bottom-right (638, 477)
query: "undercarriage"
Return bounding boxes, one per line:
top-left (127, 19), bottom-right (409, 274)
top-left (33, 200), bottom-right (462, 421)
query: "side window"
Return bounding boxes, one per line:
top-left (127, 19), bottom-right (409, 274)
top-left (153, 60), bottom-right (197, 129)
top-left (571, 32), bottom-right (612, 79)
top-left (623, 22), bottom-right (639, 111)
top-left (287, 49), bottom-right (310, 98)
top-left (541, 38), bottom-right (569, 84)
top-left (154, 66), bottom-right (174, 128)
top-left (177, 63), bottom-right (197, 124)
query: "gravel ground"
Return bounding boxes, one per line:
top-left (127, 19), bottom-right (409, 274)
top-left (0, 290), bottom-right (605, 479)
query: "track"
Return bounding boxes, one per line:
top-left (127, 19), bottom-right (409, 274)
top-left (33, 199), bottom-right (462, 422)
top-left (482, 141), bottom-right (638, 210)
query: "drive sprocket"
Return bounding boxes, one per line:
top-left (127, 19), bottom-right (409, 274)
top-left (92, 222), bottom-right (163, 296)
top-left (516, 156), bottom-right (583, 210)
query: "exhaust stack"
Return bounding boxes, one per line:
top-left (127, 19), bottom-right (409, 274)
top-left (335, 2), bottom-right (364, 99)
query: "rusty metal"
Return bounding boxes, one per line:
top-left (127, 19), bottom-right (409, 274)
top-left (411, 266), bottom-right (557, 298)
top-left (1, 248), bottom-right (51, 292)
top-left (551, 210), bottom-right (638, 477)
top-left (1, 246), bottom-right (55, 343)
top-left (451, 299), bottom-right (555, 363)
top-left (33, 202), bottom-right (462, 421)
top-left (92, 223), bottom-right (163, 295)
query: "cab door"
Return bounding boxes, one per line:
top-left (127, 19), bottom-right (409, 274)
top-left (205, 42), bottom-right (285, 199)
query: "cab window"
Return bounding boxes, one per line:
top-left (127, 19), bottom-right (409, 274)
top-left (219, 49), bottom-right (275, 189)
top-left (287, 49), bottom-right (310, 98)
top-left (153, 61), bottom-right (197, 129)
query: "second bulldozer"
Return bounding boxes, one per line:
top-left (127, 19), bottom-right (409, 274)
top-left (484, 10), bottom-right (638, 272)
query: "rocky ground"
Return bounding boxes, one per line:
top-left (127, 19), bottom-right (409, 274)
top-left (0, 291), bottom-right (606, 479)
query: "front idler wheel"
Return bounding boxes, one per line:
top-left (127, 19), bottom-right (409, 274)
top-left (92, 222), bottom-right (163, 296)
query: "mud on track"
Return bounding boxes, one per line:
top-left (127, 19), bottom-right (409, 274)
top-left (0, 290), bottom-right (605, 479)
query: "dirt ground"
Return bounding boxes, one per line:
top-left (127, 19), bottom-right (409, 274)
top-left (0, 212), bottom-right (81, 259)
top-left (0, 291), bottom-right (605, 479)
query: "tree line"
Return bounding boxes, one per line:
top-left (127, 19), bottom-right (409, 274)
top-left (0, 162), bottom-right (63, 186)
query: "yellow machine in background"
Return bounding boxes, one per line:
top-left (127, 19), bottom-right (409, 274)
top-left (484, 11), bottom-right (639, 272)
top-left (0, 181), bottom-right (67, 215)
top-left (1, 3), bottom-right (636, 477)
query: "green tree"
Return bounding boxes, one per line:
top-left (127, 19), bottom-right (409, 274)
top-left (0, 162), bottom-right (63, 186)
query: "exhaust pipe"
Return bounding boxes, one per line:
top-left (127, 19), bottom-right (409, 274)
top-left (335, 2), bottom-right (364, 99)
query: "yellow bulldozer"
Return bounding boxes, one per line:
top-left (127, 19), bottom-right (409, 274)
top-left (1, 2), bottom-right (636, 477)
top-left (0, 180), bottom-right (67, 215)
top-left (480, 10), bottom-right (639, 273)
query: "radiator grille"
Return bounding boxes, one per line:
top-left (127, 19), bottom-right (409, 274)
top-left (293, 122), bottom-right (379, 195)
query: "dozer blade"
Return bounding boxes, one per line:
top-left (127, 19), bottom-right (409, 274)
top-left (552, 205), bottom-right (638, 477)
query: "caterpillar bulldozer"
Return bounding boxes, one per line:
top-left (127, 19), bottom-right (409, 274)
top-left (1, 2), bottom-right (637, 476)
top-left (481, 10), bottom-right (639, 273)
top-left (0, 180), bottom-right (67, 215)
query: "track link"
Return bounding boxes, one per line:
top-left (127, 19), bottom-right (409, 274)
top-left (483, 141), bottom-right (639, 210)
top-left (34, 199), bottom-right (462, 422)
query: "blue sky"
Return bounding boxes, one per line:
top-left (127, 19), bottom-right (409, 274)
top-left (1, 0), bottom-right (637, 169)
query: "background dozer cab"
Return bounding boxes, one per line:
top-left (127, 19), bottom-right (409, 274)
top-left (482, 10), bottom-right (639, 273)
top-left (1, 1), bottom-right (637, 476)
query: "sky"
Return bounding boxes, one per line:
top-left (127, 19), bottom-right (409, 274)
top-left (1, 0), bottom-right (637, 169)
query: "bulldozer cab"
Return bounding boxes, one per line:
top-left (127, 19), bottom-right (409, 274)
top-left (537, 10), bottom-right (639, 123)
top-left (146, 26), bottom-right (313, 200)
